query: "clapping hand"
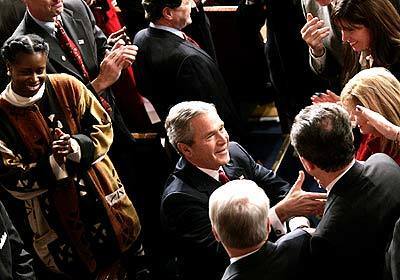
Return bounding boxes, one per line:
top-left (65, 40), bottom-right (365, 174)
top-left (52, 128), bottom-right (73, 165)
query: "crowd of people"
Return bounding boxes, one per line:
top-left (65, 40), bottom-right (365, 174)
top-left (0, 0), bottom-right (400, 279)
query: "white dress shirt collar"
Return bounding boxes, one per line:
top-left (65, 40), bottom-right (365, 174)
top-left (325, 159), bottom-right (356, 194)
top-left (149, 22), bottom-right (185, 39)
top-left (230, 246), bottom-right (262, 264)
top-left (197, 166), bottom-right (225, 182)
top-left (28, 9), bottom-right (61, 37)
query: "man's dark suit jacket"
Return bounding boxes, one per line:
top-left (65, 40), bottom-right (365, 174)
top-left (133, 27), bottom-right (241, 135)
top-left (161, 141), bottom-right (290, 280)
top-left (222, 229), bottom-right (311, 280)
top-left (0, 0), bottom-right (26, 91)
top-left (311, 153), bottom-right (400, 280)
top-left (385, 216), bottom-right (400, 280)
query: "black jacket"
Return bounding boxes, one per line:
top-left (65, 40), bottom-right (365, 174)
top-left (312, 154), bottom-right (400, 280)
top-left (222, 229), bottom-right (311, 280)
top-left (0, 201), bottom-right (35, 280)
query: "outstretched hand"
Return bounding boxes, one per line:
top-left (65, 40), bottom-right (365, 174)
top-left (275, 171), bottom-right (327, 222)
top-left (300, 13), bottom-right (330, 57)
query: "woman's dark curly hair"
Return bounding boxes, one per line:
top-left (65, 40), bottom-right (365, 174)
top-left (1, 34), bottom-right (49, 64)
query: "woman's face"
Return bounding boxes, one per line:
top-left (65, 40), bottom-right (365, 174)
top-left (8, 52), bottom-right (47, 98)
top-left (339, 21), bottom-right (372, 52)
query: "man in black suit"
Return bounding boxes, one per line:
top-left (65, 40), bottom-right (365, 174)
top-left (133, 0), bottom-right (241, 136)
top-left (162, 101), bottom-right (327, 280)
top-left (385, 216), bottom-right (400, 280)
top-left (290, 103), bottom-right (400, 280)
top-left (209, 179), bottom-right (311, 280)
top-left (0, 0), bottom-right (26, 91)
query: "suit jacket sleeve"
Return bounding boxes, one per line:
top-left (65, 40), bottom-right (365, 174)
top-left (0, 202), bottom-right (35, 280)
top-left (233, 143), bottom-right (290, 206)
top-left (162, 190), bottom-right (227, 260)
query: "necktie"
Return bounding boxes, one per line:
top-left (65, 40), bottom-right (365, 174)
top-left (183, 32), bottom-right (200, 48)
top-left (218, 169), bottom-right (230, 184)
top-left (54, 20), bottom-right (112, 114)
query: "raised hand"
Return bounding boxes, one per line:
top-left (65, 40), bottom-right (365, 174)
top-left (301, 13), bottom-right (330, 57)
top-left (91, 44), bottom-right (138, 93)
top-left (52, 128), bottom-right (73, 165)
top-left (275, 171), bottom-right (327, 222)
top-left (354, 105), bottom-right (400, 141)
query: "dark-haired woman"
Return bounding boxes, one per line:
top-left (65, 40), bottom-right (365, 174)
top-left (311, 0), bottom-right (400, 103)
top-left (333, 0), bottom-right (400, 83)
top-left (0, 34), bottom-right (140, 278)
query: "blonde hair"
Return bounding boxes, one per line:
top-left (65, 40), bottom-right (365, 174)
top-left (341, 67), bottom-right (400, 157)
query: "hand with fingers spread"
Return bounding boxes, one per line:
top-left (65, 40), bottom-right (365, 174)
top-left (301, 13), bottom-right (330, 57)
top-left (107, 26), bottom-right (132, 46)
top-left (52, 128), bottom-right (73, 166)
top-left (311, 89), bottom-right (340, 104)
top-left (91, 44), bottom-right (138, 93)
top-left (354, 105), bottom-right (400, 141)
top-left (274, 171), bottom-right (327, 222)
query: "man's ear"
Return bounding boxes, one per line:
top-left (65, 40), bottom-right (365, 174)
top-left (162, 7), bottom-right (174, 20)
top-left (212, 226), bottom-right (221, 242)
top-left (265, 217), bottom-right (270, 240)
top-left (177, 142), bottom-right (192, 158)
top-left (299, 156), bottom-right (315, 173)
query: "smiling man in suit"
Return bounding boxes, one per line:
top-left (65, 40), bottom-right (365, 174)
top-left (162, 101), bottom-right (327, 280)
top-left (133, 0), bottom-right (242, 137)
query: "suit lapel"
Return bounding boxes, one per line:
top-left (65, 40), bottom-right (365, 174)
top-left (175, 160), bottom-right (250, 198)
top-left (223, 159), bottom-right (246, 181)
top-left (61, 8), bottom-right (97, 72)
top-left (324, 161), bottom-right (364, 215)
top-left (175, 158), bottom-right (220, 196)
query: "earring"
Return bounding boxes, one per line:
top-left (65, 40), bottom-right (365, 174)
top-left (6, 70), bottom-right (10, 76)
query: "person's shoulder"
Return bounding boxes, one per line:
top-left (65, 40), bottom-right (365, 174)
top-left (47, 73), bottom-right (82, 86)
top-left (277, 229), bottom-right (311, 248)
top-left (63, 0), bottom-right (86, 9)
top-left (365, 153), bottom-right (400, 174)
top-left (228, 141), bottom-right (250, 159)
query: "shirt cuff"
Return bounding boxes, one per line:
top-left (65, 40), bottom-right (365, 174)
top-left (66, 138), bottom-right (81, 163)
top-left (269, 206), bottom-right (287, 237)
top-left (309, 47), bottom-right (326, 72)
top-left (288, 216), bottom-right (311, 231)
top-left (49, 155), bottom-right (68, 180)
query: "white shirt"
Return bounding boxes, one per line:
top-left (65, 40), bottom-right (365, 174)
top-left (230, 246), bottom-right (262, 264)
top-left (325, 159), bottom-right (356, 194)
top-left (149, 22), bottom-right (185, 39)
top-left (28, 9), bottom-right (61, 37)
